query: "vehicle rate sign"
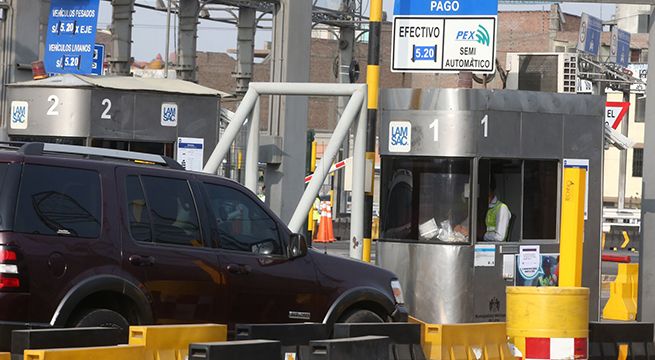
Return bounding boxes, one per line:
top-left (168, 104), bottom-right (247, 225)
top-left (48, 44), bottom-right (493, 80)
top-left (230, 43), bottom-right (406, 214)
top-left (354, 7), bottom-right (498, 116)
top-left (392, 0), bottom-right (498, 73)
top-left (45, 0), bottom-right (100, 75)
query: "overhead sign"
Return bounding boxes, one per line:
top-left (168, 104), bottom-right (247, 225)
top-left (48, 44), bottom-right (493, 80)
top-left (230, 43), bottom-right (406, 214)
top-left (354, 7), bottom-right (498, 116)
top-left (610, 27), bottom-right (631, 68)
top-left (577, 13), bottom-right (602, 57)
top-left (391, 0), bottom-right (498, 73)
top-left (628, 63), bottom-right (647, 93)
top-left (45, 0), bottom-right (100, 75)
top-left (91, 44), bottom-right (105, 76)
top-left (605, 101), bottom-right (630, 130)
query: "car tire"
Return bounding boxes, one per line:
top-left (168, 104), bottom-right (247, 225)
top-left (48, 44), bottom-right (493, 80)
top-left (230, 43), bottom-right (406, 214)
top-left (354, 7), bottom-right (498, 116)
top-left (71, 308), bottom-right (130, 334)
top-left (339, 309), bottom-right (385, 323)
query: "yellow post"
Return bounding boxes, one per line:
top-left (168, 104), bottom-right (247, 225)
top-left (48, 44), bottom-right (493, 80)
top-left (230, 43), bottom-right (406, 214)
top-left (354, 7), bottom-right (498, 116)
top-left (310, 140), bottom-right (317, 172)
top-left (559, 167), bottom-right (586, 287)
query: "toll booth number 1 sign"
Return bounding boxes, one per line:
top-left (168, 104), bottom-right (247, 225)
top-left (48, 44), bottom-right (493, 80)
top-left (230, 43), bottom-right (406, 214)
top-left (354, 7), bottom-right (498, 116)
top-left (392, 0), bottom-right (498, 73)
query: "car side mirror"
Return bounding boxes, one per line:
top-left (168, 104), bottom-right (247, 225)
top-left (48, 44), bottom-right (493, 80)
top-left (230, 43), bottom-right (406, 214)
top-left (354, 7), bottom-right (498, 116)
top-left (288, 233), bottom-right (308, 259)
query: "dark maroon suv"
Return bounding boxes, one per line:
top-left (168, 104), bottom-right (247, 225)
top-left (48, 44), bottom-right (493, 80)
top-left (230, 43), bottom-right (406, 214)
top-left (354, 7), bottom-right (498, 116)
top-left (0, 142), bottom-right (406, 347)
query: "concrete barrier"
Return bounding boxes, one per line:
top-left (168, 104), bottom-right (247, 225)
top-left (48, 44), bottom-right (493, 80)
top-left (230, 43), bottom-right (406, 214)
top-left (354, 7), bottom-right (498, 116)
top-left (235, 323), bottom-right (329, 359)
top-left (11, 327), bottom-right (125, 360)
top-left (309, 335), bottom-right (390, 360)
top-left (0, 352), bottom-right (9, 360)
top-left (128, 324), bottom-right (227, 360)
top-left (333, 323), bottom-right (424, 360)
top-left (188, 339), bottom-right (281, 360)
top-left (23, 345), bottom-right (144, 360)
top-left (589, 322), bottom-right (654, 360)
top-left (602, 263), bottom-right (639, 321)
top-left (411, 317), bottom-right (511, 360)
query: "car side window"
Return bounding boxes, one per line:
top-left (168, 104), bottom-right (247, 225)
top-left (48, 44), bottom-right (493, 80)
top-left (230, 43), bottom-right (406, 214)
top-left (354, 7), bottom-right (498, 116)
top-left (15, 165), bottom-right (101, 238)
top-left (138, 175), bottom-right (203, 247)
top-left (204, 183), bottom-right (282, 255)
top-left (125, 175), bottom-right (152, 242)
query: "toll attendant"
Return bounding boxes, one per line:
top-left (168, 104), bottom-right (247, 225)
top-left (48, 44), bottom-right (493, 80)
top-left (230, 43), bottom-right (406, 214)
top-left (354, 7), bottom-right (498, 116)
top-left (483, 179), bottom-right (511, 241)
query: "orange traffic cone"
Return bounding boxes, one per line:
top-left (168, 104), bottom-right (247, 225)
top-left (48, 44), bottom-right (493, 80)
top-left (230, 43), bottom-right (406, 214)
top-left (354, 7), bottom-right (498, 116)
top-left (326, 203), bottom-right (335, 242)
top-left (315, 201), bottom-right (335, 243)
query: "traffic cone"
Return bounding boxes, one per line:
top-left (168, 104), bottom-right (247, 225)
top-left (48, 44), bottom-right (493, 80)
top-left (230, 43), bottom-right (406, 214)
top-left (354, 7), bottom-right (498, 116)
top-left (315, 202), bottom-right (336, 243)
top-left (326, 203), bottom-right (335, 242)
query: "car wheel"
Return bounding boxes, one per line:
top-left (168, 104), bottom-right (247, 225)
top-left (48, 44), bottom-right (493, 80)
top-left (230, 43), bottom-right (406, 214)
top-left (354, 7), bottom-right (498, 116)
top-left (71, 308), bottom-right (130, 334)
top-left (339, 309), bottom-right (385, 323)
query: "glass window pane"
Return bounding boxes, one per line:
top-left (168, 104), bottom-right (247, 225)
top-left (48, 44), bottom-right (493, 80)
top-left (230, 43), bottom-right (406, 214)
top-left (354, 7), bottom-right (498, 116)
top-left (633, 148), bottom-right (644, 177)
top-left (141, 176), bottom-right (202, 247)
top-left (125, 176), bottom-right (152, 242)
top-left (380, 157), bottom-right (471, 243)
top-left (477, 159), bottom-right (521, 242)
top-left (204, 184), bottom-right (282, 255)
top-left (15, 165), bottom-right (101, 238)
top-left (523, 160), bottom-right (558, 240)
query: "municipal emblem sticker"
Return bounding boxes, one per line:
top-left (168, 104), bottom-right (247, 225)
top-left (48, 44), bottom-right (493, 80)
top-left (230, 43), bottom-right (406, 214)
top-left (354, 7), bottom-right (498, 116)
top-left (389, 121), bottom-right (411, 153)
top-left (10, 101), bottom-right (28, 130)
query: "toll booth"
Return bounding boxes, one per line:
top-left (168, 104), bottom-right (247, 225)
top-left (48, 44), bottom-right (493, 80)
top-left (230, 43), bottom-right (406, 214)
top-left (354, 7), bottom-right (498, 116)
top-left (377, 88), bottom-right (604, 323)
top-left (6, 75), bottom-right (226, 168)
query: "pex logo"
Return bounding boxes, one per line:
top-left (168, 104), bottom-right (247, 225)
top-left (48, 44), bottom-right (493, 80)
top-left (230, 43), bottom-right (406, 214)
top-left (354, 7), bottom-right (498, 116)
top-left (455, 25), bottom-right (491, 46)
top-left (389, 121), bottom-right (411, 153)
top-left (10, 101), bottom-right (28, 130)
top-left (161, 102), bottom-right (178, 127)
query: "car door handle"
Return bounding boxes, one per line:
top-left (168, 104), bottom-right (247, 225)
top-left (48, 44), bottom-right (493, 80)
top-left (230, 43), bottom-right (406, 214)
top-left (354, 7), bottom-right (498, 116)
top-left (227, 264), bottom-right (251, 275)
top-left (129, 255), bottom-right (155, 267)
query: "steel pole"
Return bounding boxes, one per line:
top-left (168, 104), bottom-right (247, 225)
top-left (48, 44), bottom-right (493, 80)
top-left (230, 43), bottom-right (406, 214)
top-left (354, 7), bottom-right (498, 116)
top-left (288, 88), bottom-right (366, 233)
top-left (350, 89), bottom-right (368, 259)
top-left (203, 88), bottom-right (258, 173)
top-left (245, 98), bottom-right (260, 193)
top-left (361, 0), bottom-right (383, 262)
top-left (618, 91), bottom-right (630, 209)
top-left (164, 0), bottom-right (171, 78)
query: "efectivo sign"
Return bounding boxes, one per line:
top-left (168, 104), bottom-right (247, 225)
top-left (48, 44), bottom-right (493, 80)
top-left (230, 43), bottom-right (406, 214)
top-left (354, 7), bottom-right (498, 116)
top-left (391, 0), bottom-right (498, 73)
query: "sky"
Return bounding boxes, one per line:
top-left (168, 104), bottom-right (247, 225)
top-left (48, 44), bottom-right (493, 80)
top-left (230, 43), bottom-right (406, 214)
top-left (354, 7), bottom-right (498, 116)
top-left (97, 1), bottom-right (618, 61)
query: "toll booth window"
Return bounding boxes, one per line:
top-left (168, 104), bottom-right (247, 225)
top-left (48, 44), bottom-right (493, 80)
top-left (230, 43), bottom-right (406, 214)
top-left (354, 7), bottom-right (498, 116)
top-left (380, 157), bottom-right (471, 244)
top-left (477, 159), bottom-right (521, 242)
top-left (522, 160), bottom-right (558, 240)
top-left (15, 165), bottom-right (101, 238)
top-left (477, 159), bottom-right (558, 242)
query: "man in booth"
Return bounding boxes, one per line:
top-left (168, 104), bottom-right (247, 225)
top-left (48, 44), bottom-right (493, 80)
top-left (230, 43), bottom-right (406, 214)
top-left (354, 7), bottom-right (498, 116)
top-left (483, 178), bottom-right (511, 241)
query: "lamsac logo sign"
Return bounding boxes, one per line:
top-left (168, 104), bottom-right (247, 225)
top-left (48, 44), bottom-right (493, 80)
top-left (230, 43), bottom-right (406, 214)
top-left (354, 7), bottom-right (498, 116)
top-left (161, 102), bottom-right (178, 127)
top-left (10, 101), bottom-right (28, 130)
top-left (389, 121), bottom-right (411, 153)
top-left (455, 25), bottom-right (491, 46)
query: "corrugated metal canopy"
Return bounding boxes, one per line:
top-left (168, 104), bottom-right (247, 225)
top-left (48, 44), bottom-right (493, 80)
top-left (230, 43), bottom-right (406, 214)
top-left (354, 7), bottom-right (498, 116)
top-left (9, 74), bottom-right (230, 97)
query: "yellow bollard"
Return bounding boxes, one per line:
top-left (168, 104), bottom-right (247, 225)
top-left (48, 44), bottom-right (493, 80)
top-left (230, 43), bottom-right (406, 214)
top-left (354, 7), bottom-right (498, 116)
top-left (559, 166), bottom-right (586, 288)
top-left (602, 263), bottom-right (639, 320)
top-left (507, 287), bottom-right (589, 359)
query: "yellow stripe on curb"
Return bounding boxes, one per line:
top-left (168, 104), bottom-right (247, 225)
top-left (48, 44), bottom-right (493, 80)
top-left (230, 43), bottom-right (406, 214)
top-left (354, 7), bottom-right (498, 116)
top-left (24, 345), bottom-right (144, 360)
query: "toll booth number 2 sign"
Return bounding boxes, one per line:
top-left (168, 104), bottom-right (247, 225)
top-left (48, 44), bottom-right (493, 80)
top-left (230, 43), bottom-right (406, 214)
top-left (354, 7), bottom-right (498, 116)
top-left (392, 0), bottom-right (498, 73)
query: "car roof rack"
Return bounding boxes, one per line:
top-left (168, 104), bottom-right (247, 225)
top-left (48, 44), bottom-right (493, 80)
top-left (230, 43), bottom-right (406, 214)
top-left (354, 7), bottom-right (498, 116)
top-left (14, 142), bottom-right (184, 170)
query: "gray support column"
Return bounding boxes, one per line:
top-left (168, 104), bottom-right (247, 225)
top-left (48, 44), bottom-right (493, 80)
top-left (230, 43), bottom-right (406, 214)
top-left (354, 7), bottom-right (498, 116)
top-left (234, 7), bottom-right (256, 95)
top-left (265, 0), bottom-right (312, 224)
top-left (177, 0), bottom-right (199, 82)
top-left (335, 26), bottom-right (355, 216)
top-left (638, 5), bottom-right (655, 327)
top-left (110, 0), bottom-right (134, 75)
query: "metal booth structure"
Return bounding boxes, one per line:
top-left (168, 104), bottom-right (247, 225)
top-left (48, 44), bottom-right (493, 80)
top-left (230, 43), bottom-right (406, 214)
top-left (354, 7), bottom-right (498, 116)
top-left (6, 75), bottom-right (224, 168)
top-left (377, 88), bottom-right (604, 323)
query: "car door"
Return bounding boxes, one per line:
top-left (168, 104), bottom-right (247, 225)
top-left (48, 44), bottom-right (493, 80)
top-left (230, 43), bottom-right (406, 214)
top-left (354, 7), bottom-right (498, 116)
top-left (200, 180), bottom-right (320, 326)
top-left (117, 167), bottom-right (228, 324)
